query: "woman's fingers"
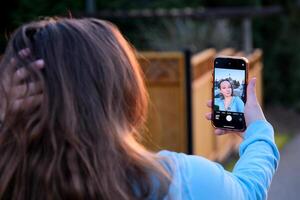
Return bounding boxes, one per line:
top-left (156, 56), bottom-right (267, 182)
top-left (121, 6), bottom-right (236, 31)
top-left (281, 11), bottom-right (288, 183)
top-left (11, 82), bottom-right (43, 99)
top-left (205, 112), bottom-right (228, 135)
top-left (13, 59), bottom-right (45, 84)
top-left (206, 100), bottom-right (212, 108)
top-left (215, 129), bottom-right (226, 135)
top-left (0, 48), bottom-right (45, 119)
top-left (205, 103), bottom-right (226, 135)
top-left (246, 77), bottom-right (258, 106)
top-left (244, 78), bottom-right (266, 126)
top-left (205, 100), bottom-right (212, 120)
top-left (9, 58), bottom-right (17, 69)
top-left (205, 112), bottom-right (212, 120)
top-left (12, 94), bottom-right (43, 112)
top-left (8, 48), bottom-right (31, 69)
top-left (18, 48), bottom-right (30, 58)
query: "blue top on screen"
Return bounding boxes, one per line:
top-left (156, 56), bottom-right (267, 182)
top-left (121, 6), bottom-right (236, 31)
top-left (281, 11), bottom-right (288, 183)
top-left (214, 96), bottom-right (244, 112)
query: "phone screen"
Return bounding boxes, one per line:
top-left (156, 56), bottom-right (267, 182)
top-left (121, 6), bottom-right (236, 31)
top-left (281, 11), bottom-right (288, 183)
top-left (212, 57), bottom-right (247, 131)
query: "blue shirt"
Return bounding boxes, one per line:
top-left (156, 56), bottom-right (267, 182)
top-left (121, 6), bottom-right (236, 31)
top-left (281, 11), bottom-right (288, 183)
top-left (158, 120), bottom-right (280, 200)
top-left (215, 96), bottom-right (245, 112)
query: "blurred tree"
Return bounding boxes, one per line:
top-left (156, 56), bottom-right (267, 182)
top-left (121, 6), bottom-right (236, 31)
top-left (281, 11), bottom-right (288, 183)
top-left (253, 0), bottom-right (300, 110)
top-left (203, 0), bottom-right (261, 6)
top-left (0, 0), bottom-right (17, 52)
top-left (96, 0), bottom-right (204, 9)
top-left (11, 0), bottom-right (83, 25)
top-left (0, 0), bottom-right (83, 52)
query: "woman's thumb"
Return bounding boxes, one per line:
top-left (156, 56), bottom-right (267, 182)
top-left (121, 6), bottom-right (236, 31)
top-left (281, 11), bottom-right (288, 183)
top-left (246, 78), bottom-right (258, 104)
top-left (245, 77), bottom-right (266, 126)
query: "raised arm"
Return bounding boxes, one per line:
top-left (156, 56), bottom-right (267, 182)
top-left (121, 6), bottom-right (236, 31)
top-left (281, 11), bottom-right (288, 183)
top-left (159, 78), bottom-right (279, 200)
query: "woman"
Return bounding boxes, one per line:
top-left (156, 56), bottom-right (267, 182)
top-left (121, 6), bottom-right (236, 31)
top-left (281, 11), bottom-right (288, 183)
top-left (215, 79), bottom-right (245, 112)
top-left (0, 17), bottom-right (279, 200)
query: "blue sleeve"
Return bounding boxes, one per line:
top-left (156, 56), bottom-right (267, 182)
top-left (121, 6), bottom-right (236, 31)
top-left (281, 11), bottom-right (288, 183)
top-left (159, 120), bottom-right (280, 200)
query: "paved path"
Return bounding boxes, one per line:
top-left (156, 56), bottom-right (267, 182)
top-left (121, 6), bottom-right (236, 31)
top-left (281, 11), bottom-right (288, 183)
top-left (268, 134), bottom-right (300, 200)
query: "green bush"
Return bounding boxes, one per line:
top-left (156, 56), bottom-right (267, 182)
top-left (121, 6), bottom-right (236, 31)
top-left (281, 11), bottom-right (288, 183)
top-left (253, 8), bottom-right (300, 111)
top-left (0, 0), bottom-right (83, 52)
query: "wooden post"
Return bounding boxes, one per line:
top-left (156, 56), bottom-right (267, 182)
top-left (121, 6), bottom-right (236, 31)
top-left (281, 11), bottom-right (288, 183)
top-left (242, 18), bottom-right (253, 55)
top-left (184, 49), bottom-right (193, 154)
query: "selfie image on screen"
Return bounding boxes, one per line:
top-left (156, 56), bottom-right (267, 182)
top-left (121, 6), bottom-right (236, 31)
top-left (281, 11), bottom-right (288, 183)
top-left (214, 68), bottom-right (245, 113)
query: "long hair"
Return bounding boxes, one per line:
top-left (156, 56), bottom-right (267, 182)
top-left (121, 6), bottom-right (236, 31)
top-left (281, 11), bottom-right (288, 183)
top-left (0, 18), bottom-right (172, 200)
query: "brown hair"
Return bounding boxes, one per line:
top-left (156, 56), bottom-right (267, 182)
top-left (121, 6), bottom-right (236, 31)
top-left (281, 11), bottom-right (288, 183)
top-left (0, 18), bottom-right (172, 200)
top-left (218, 79), bottom-right (233, 99)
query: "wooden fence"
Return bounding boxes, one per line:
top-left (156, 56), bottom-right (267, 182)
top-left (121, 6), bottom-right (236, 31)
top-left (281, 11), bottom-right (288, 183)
top-left (0, 48), bottom-right (263, 161)
top-left (138, 52), bottom-right (188, 153)
top-left (138, 48), bottom-right (263, 161)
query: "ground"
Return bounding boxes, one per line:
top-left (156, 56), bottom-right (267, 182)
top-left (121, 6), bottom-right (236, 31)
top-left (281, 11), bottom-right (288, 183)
top-left (264, 105), bottom-right (300, 135)
top-left (265, 105), bottom-right (300, 200)
top-left (222, 104), bottom-right (300, 199)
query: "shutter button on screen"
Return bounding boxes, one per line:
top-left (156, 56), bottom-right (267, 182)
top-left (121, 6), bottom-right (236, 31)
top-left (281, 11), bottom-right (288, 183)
top-left (226, 115), bottom-right (232, 122)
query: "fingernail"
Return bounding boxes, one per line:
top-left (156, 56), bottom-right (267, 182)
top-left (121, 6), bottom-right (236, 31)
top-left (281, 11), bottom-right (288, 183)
top-left (24, 48), bottom-right (31, 54)
top-left (35, 59), bottom-right (45, 68)
top-left (19, 48), bottom-right (30, 57)
top-left (252, 78), bottom-right (256, 85)
top-left (248, 77), bottom-right (255, 86)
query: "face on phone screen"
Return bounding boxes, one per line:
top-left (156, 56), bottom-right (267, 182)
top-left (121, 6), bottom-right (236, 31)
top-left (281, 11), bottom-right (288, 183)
top-left (213, 57), bottom-right (247, 131)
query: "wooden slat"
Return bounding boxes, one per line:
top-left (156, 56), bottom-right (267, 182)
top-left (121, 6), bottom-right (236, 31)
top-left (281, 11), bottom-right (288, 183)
top-left (138, 52), bottom-right (187, 153)
top-left (192, 71), bottom-right (216, 158)
top-left (138, 51), bottom-right (184, 59)
top-left (217, 48), bottom-right (236, 56)
top-left (191, 48), bottom-right (216, 80)
top-left (234, 51), bottom-right (246, 57)
top-left (248, 49), bottom-right (263, 69)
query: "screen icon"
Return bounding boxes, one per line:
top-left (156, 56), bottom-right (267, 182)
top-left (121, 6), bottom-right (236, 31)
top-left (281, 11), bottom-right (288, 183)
top-left (226, 115), bottom-right (232, 122)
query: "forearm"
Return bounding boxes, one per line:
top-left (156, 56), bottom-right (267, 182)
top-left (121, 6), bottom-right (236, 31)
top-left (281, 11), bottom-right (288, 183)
top-left (232, 120), bottom-right (280, 199)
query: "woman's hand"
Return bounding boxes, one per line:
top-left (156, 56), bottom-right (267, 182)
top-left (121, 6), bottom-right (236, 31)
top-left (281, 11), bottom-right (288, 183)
top-left (0, 48), bottom-right (45, 120)
top-left (205, 78), bottom-right (266, 137)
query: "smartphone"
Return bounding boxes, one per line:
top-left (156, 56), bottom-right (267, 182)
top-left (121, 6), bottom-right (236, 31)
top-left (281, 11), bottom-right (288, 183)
top-left (212, 56), bottom-right (248, 131)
